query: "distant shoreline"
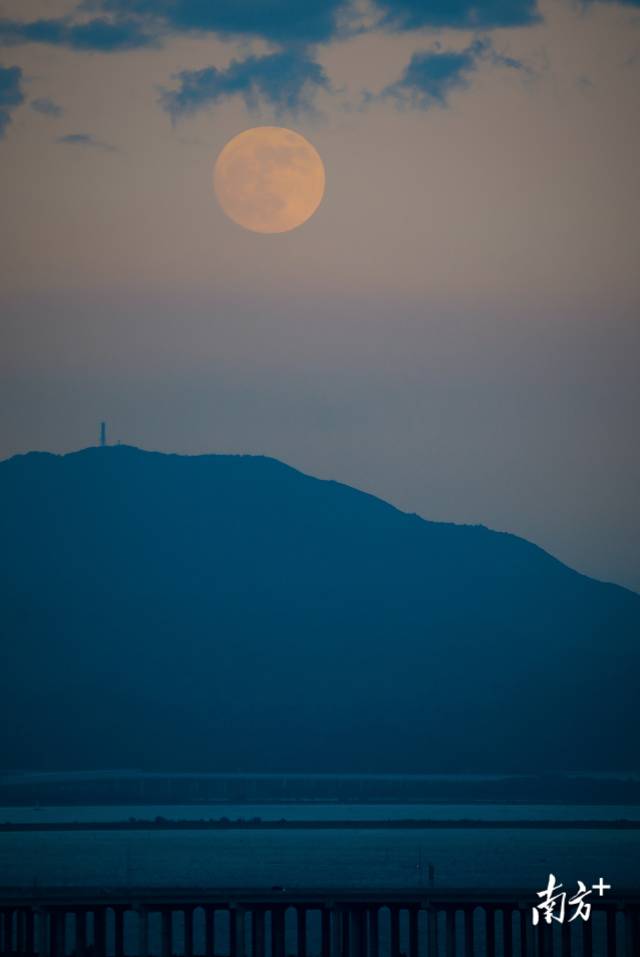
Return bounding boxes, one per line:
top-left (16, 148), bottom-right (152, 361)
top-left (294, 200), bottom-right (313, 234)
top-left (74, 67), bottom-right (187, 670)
top-left (1, 819), bottom-right (639, 832)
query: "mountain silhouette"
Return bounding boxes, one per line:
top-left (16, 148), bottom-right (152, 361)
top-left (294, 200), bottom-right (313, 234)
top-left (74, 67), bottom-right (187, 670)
top-left (1, 446), bottom-right (638, 774)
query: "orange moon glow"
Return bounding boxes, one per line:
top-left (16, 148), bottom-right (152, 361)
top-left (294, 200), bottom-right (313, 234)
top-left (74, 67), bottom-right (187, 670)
top-left (213, 126), bottom-right (325, 234)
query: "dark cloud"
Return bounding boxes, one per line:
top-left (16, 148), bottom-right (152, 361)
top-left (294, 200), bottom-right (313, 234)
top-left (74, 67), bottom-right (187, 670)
top-left (0, 63), bottom-right (24, 139)
top-left (381, 39), bottom-right (525, 108)
top-left (84, 0), bottom-right (350, 45)
top-left (31, 97), bottom-right (64, 117)
top-left (160, 50), bottom-right (331, 121)
top-left (57, 132), bottom-right (116, 150)
top-left (0, 17), bottom-right (154, 51)
top-left (383, 45), bottom-right (479, 107)
top-left (374, 0), bottom-right (540, 31)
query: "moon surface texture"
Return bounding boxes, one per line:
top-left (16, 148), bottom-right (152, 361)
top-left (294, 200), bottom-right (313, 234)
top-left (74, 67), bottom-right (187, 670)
top-left (213, 127), bottom-right (325, 234)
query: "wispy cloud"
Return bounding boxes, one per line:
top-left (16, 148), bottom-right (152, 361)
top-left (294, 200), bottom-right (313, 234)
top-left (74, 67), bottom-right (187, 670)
top-left (373, 0), bottom-right (541, 31)
top-left (380, 39), bottom-right (527, 110)
top-left (31, 97), bottom-right (64, 118)
top-left (0, 63), bottom-right (24, 139)
top-left (585, 0), bottom-right (640, 6)
top-left (56, 132), bottom-right (116, 150)
top-left (0, 16), bottom-right (155, 52)
top-left (86, 0), bottom-right (350, 45)
top-left (160, 50), bottom-right (331, 122)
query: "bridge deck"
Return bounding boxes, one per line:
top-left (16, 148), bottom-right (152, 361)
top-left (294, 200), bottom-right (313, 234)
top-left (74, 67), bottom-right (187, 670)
top-left (0, 886), bottom-right (638, 956)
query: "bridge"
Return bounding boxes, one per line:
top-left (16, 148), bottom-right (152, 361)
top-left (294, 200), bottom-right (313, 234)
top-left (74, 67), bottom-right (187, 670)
top-left (1, 887), bottom-right (638, 956)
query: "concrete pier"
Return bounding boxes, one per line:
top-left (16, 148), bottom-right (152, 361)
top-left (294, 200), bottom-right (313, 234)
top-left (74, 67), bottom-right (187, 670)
top-left (0, 886), bottom-right (637, 956)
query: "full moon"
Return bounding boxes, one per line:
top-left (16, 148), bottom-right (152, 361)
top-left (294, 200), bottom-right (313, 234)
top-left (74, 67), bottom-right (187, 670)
top-left (213, 127), bottom-right (325, 234)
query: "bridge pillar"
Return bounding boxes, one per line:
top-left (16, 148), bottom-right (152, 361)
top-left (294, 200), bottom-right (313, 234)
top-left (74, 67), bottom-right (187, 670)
top-left (161, 907), bottom-right (172, 957)
top-left (16, 907), bottom-right (27, 952)
top-left (114, 907), bottom-right (125, 957)
top-left (49, 910), bottom-right (65, 957)
top-left (10, 908), bottom-right (20, 953)
top-left (537, 918), bottom-right (553, 957)
top-left (427, 907), bottom-right (439, 957)
top-left (75, 910), bottom-right (87, 957)
top-left (94, 908), bottom-right (107, 957)
top-left (135, 906), bottom-right (148, 957)
top-left (485, 906), bottom-right (496, 957)
top-left (522, 907), bottom-right (538, 957)
top-left (321, 907), bottom-right (331, 957)
top-left (606, 909), bottom-right (617, 957)
top-left (407, 906), bottom-right (419, 957)
top-left (504, 907), bottom-right (515, 957)
top-left (331, 908), bottom-right (343, 956)
top-left (446, 906), bottom-right (456, 957)
top-left (463, 906), bottom-right (474, 957)
top-left (183, 907), bottom-right (194, 957)
top-left (518, 909), bottom-right (527, 957)
top-left (10, 908), bottom-right (17, 954)
top-left (341, 907), bottom-right (350, 955)
top-left (581, 911), bottom-right (593, 956)
top-left (25, 909), bottom-right (35, 956)
top-left (368, 907), bottom-right (379, 957)
top-left (625, 907), bottom-right (639, 957)
top-left (36, 909), bottom-right (49, 957)
top-left (296, 907), bottom-right (307, 957)
top-left (229, 906), bottom-right (246, 957)
top-left (251, 908), bottom-right (266, 957)
top-left (2, 909), bottom-right (12, 953)
top-left (271, 907), bottom-right (285, 957)
top-left (349, 907), bottom-right (366, 957)
top-left (389, 906), bottom-right (400, 957)
top-left (560, 914), bottom-right (571, 957)
top-left (204, 907), bottom-right (215, 957)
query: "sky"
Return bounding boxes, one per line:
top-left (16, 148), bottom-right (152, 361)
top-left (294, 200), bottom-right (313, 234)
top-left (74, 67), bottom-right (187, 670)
top-left (1, 0), bottom-right (639, 592)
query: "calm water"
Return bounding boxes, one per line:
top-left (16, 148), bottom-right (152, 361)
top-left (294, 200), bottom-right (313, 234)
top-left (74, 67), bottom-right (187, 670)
top-left (1, 804), bottom-right (638, 890)
top-left (3, 803), bottom-right (640, 824)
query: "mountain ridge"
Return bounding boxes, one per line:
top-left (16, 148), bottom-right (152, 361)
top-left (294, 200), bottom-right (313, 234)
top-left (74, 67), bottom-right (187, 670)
top-left (2, 443), bottom-right (620, 590)
top-left (1, 445), bottom-right (638, 774)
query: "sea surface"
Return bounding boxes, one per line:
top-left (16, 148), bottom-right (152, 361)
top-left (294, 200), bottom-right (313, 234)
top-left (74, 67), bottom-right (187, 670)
top-left (1, 804), bottom-right (638, 890)
top-left (3, 802), bottom-right (640, 824)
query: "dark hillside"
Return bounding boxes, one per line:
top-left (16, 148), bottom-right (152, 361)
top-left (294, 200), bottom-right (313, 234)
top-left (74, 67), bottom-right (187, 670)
top-left (1, 446), bottom-right (637, 773)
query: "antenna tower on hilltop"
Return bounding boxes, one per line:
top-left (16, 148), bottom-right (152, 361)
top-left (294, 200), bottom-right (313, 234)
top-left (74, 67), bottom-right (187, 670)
top-left (99, 422), bottom-right (107, 448)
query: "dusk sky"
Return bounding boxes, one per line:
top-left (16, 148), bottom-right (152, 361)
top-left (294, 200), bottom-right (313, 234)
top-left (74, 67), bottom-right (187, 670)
top-left (1, 0), bottom-right (639, 592)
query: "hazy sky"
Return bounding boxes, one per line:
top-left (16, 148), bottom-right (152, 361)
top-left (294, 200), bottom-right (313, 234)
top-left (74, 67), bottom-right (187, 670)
top-left (1, 0), bottom-right (639, 591)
